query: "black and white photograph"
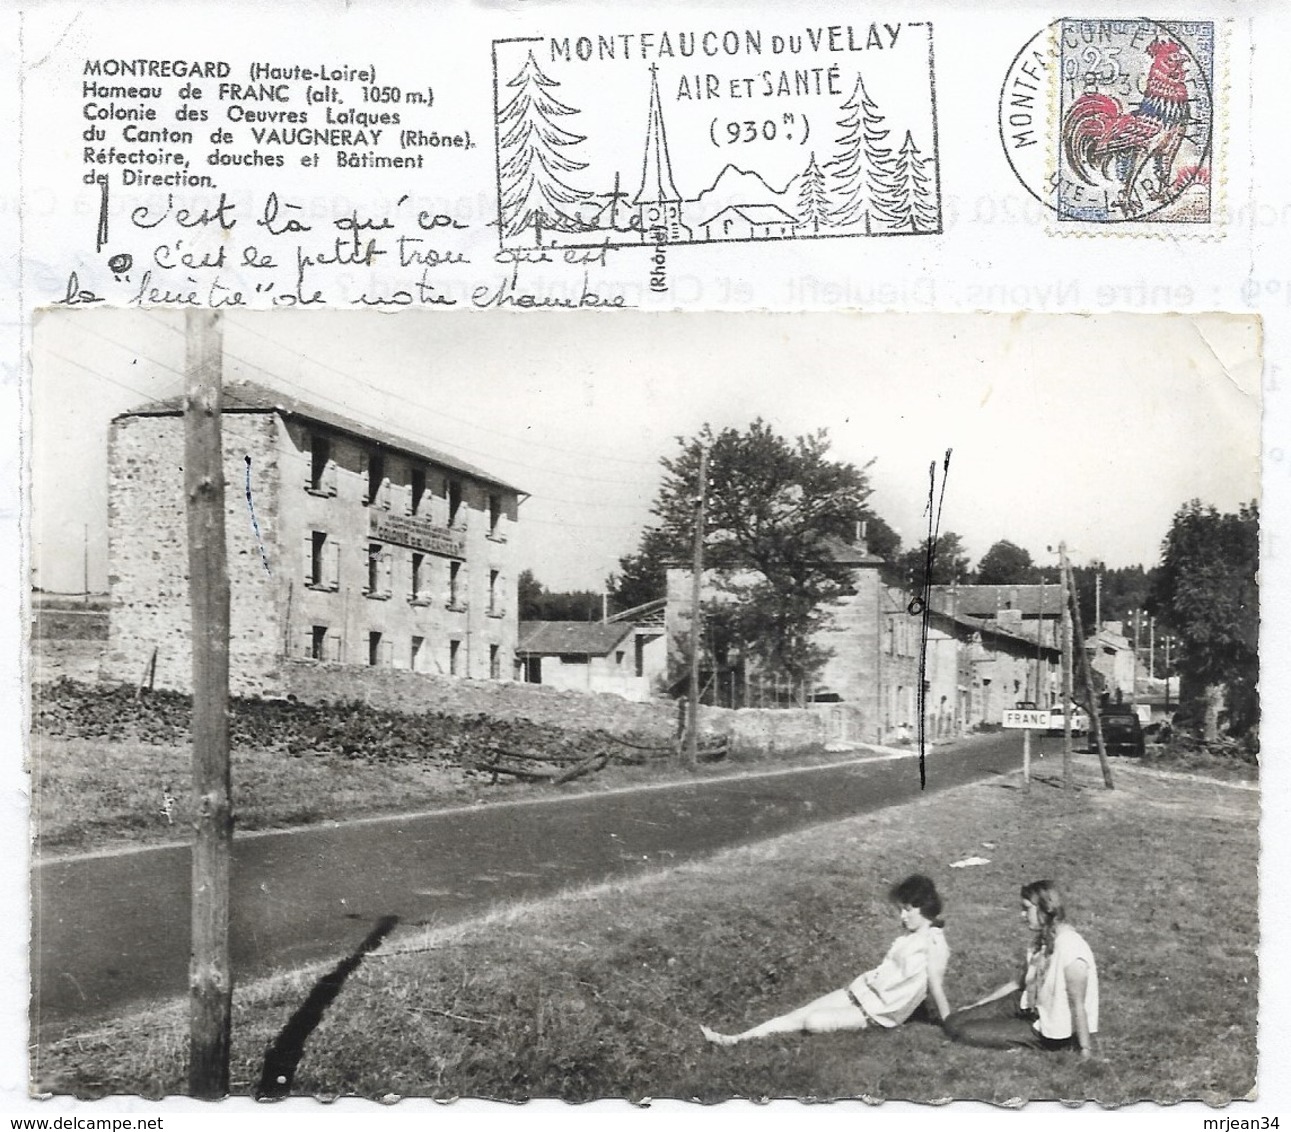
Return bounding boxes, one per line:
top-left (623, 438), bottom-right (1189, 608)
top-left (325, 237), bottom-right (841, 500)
top-left (27, 310), bottom-right (1260, 1104)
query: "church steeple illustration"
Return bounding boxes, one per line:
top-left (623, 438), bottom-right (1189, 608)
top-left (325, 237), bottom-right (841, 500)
top-left (633, 65), bottom-right (691, 242)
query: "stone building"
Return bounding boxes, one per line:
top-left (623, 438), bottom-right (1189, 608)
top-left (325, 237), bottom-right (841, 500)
top-left (107, 381), bottom-right (523, 697)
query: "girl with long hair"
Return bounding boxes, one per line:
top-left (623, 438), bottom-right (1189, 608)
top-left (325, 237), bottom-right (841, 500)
top-left (943, 880), bottom-right (1098, 1056)
top-left (700, 874), bottom-right (951, 1046)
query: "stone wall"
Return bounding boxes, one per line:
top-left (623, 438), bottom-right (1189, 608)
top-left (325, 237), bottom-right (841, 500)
top-left (281, 658), bottom-right (831, 753)
top-left (106, 413), bottom-right (285, 697)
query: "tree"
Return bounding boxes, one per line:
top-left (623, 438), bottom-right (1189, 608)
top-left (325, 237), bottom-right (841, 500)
top-left (1149, 500), bottom-right (1258, 740)
top-left (606, 526), bottom-right (676, 614)
top-left (891, 130), bottom-right (940, 233)
top-left (497, 50), bottom-right (593, 241)
top-left (796, 151), bottom-right (829, 234)
top-left (518, 569), bottom-right (602, 621)
top-left (825, 72), bottom-right (902, 231)
top-left (642, 420), bottom-right (881, 686)
top-left (976, 540), bottom-right (1039, 585)
top-left (891, 531), bottom-right (971, 592)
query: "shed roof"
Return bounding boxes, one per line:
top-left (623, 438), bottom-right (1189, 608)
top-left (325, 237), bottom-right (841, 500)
top-left (118, 381), bottom-right (524, 494)
top-left (516, 621), bottom-right (634, 656)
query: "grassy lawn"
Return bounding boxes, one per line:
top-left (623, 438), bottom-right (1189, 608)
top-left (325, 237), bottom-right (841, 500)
top-left (33, 759), bottom-right (1258, 1103)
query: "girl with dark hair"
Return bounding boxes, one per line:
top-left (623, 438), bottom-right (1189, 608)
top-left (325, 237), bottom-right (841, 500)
top-left (701, 874), bottom-right (950, 1046)
top-left (943, 880), bottom-right (1098, 1057)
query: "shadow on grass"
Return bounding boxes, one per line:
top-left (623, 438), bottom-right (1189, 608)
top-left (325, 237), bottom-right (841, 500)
top-left (254, 914), bottom-right (399, 1100)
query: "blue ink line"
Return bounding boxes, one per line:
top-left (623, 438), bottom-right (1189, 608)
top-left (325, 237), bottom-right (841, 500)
top-left (244, 455), bottom-right (272, 576)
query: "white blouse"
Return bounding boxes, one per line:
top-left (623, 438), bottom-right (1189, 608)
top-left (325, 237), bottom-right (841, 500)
top-left (1021, 924), bottom-right (1100, 1039)
top-left (848, 925), bottom-right (949, 1028)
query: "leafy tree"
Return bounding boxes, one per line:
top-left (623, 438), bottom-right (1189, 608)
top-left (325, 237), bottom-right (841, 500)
top-left (890, 530), bottom-right (971, 592)
top-left (497, 50), bottom-right (593, 241)
top-left (606, 526), bottom-right (676, 614)
top-left (642, 420), bottom-right (881, 685)
top-left (976, 540), bottom-right (1039, 585)
top-left (518, 568), bottom-right (545, 620)
top-left (1149, 500), bottom-right (1259, 740)
top-left (518, 568), bottom-right (602, 621)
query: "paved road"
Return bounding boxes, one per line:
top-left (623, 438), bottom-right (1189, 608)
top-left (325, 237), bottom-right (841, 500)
top-left (33, 732), bottom-right (1050, 1034)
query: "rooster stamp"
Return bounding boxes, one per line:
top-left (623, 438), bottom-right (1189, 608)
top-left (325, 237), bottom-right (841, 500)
top-left (999, 18), bottom-right (1217, 229)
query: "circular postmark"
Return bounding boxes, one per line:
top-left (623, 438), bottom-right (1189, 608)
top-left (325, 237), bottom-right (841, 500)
top-left (998, 18), bottom-right (1214, 224)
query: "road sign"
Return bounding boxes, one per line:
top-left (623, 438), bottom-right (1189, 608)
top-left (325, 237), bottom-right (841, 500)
top-left (1003, 709), bottom-right (1048, 729)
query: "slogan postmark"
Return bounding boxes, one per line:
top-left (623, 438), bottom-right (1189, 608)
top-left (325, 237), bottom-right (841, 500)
top-left (491, 22), bottom-right (942, 252)
top-left (999, 18), bottom-right (1218, 232)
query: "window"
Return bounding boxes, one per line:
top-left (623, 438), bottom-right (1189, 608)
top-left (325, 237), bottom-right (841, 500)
top-left (305, 531), bottom-right (340, 590)
top-left (411, 552), bottom-right (427, 602)
top-left (362, 449), bottom-right (389, 508)
top-left (449, 638), bottom-right (461, 676)
top-left (368, 631), bottom-right (384, 667)
top-left (489, 644), bottom-right (500, 680)
top-left (410, 467), bottom-right (427, 516)
top-left (365, 542), bottom-right (392, 598)
top-left (306, 625), bottom-right (341, 662)
top-left (448, 478), bottom-right (463, 527)
top-left (411, 635), bottom-right (424, 672)
top-left (308, 435), bottom-right (335, 495)
top-left (615, 650), bottom-right (625, 667)
top-left (635, 636), bottom-right (646, 678)
top-left (488, 493), bottom-right (503, 538)
top-left (311, 625), bottom-right (328, 661)
top-left (448, 561), bottom-right (464, 609)
top-left (488, 569), bottom-right (501, 616)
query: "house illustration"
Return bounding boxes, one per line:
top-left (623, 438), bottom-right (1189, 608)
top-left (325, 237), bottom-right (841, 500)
top-left (699, 204), bottom-right (800, 241)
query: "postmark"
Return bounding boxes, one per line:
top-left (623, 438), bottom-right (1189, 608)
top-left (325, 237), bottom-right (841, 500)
top-left (999, 18), bottom-right (1218, 230)
top-left (491, 22), bottom-right (942, 251)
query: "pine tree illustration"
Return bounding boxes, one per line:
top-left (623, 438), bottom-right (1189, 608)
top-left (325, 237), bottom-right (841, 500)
top-left (497, 50), bottom-right (593, 241)
top-left (825, 72), bottom-right (900, 231)
top-left (891, 131), bottom-right (940, 233)
top-left (796, 152), bottom-right (829, 235)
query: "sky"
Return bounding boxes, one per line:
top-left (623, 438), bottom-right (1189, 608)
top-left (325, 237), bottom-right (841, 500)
top-left (30, 309), bottom-right (1261, 595)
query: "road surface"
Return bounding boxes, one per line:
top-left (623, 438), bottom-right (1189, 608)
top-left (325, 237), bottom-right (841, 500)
top-left (33, 731), bottom-right (1052, 1034)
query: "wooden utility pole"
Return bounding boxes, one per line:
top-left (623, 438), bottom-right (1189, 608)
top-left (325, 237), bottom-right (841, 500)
top-left (184, 310), bottom-right (233, 1099)
top-left (685, 445), bottom-right (708, 771)
top-left (1059, 543), bottom-right (1074, 788)
top-left (1063, 555), bottom-right (1114, 789)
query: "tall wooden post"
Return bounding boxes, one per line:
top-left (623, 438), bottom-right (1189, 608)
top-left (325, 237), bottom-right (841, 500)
top-left (686, 445), bottom-right (708, 771)
top-left (1064, 556), bottom-right (1114, 789)
top-left (1059, 542), bottom-right (1074, 788)
top-left (184, 311), bottom-right (232, 1098)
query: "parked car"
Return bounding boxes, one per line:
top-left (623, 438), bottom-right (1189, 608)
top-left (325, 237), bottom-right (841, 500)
top-left (1046, 704), bottom-right (1089, 736)
top-left (1098, 706), bottom-right (1146, 757)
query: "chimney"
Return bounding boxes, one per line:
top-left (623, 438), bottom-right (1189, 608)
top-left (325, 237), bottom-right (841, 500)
top-left (855, 520), bottom-right (869, 553)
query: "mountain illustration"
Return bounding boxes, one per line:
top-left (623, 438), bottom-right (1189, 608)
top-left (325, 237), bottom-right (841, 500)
top-left (687, 164), bottom-right (797, 226)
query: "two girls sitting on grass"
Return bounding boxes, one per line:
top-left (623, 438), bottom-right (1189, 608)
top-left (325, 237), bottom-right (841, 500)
top-left (701, 876), bottom-right (1097, 1059)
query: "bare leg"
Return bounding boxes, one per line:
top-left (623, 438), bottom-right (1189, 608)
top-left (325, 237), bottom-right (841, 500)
top-left (702, 988), bottom-right (867, 1046)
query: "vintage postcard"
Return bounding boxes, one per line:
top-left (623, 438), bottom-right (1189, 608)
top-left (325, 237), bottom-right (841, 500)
top-left (5, 0), bottom-right (1289, 1125)
top-left (26, 309), bottom-right (1261, 1111)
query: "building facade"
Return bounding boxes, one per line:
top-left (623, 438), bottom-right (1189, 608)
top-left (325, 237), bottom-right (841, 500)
top-left (107, 382), bottom-right (523, 697)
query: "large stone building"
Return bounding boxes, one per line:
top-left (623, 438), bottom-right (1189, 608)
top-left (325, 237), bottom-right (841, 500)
top-left (107, 382), bottom-right (523, 697)
top-left (662, 541), bottom-right (1063, 744)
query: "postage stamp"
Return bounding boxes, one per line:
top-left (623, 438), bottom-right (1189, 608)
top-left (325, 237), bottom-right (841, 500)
top-left (491, 22), bottom-right (941, 251)
top-left (999, 18), bottom-right (1219, 231)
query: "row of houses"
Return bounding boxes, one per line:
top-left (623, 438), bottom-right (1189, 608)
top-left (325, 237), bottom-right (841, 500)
top-left (105, 382), bottom-right (1136, 745)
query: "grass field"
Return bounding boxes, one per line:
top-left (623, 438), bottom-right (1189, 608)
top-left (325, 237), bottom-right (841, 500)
top-left (33, 760), bottom-right (1258, 1104)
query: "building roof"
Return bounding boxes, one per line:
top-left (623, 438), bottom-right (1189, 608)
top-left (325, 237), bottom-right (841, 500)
top-left (517, 620), bottom-right (634, 656)
top-left (117, 381), bottom-right (524, 495)
top-left (701, 204), bottom-right (800, 228)
top-left (929, 583), bottom-right (1063, 619)
top-left (926, 604), bottom-right (1061, 660)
